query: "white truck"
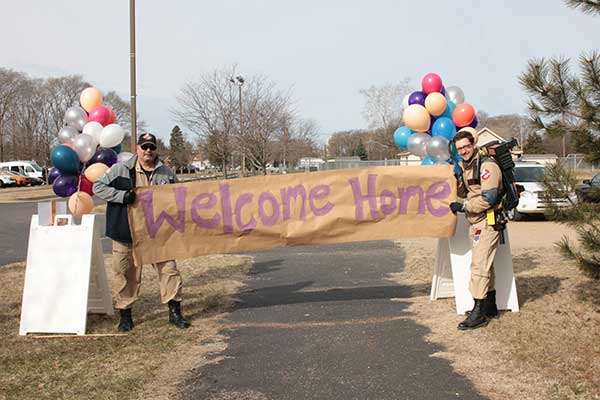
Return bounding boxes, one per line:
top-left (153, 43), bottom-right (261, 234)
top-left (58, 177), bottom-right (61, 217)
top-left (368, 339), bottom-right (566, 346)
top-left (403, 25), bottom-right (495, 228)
top-left (0, 160), bottom-right (46, 181)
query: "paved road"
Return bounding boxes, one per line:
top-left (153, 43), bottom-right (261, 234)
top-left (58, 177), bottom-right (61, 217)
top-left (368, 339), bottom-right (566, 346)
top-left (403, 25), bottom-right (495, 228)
top-left (0, 201), bottom-right (112, 265)
top-left (182, 241), bottom-right (485, 400)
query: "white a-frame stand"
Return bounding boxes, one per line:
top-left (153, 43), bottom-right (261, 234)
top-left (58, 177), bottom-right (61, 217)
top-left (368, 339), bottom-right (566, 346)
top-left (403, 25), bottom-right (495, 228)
top-left (431, 214), bottom-right (519, 315)
top-left (19, 214), bottom-right (114, 336)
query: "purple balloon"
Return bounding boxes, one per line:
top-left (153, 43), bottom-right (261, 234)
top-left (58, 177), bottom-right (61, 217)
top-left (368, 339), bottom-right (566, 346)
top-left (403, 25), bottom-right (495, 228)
top-left (53, 174), bottom-right (79, 197)
top-left (88, 148), bottom-right (118, 167)
top-left (468, 116), bottom-right (478, 128)
top-left (408, 91), bottom-right (426, 106)
top-left (440, 85), bottom-right (446, 96)
top-left (48, 167), bottom-right (61, 185)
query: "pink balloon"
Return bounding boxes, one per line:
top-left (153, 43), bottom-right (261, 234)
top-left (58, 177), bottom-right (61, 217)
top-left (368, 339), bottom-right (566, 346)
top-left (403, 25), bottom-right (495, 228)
top-left (88, 105), bottom-right (111, 127)
top-left (421, 73), bottom-right (443, 95)
top-left (107, 108), bottom-right (116, 124)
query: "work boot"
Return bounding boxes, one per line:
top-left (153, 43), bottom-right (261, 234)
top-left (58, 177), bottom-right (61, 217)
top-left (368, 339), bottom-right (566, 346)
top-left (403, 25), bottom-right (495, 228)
top-left (466, 290), bottom-right (499, 318)
top-left (458, 299), bottom-right (489, 330)
top-left (168, 300), bottom-right (191, 329)
top-left (118, 308), bottom-right (134, 332)
top-left (484, 290), bottom-right (499, 319)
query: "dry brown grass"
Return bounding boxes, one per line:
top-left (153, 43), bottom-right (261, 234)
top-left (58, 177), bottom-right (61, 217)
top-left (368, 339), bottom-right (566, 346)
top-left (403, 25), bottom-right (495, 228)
top-left (389, 239), bottom-right (600, 400)
top-left (0, 185), bottom-right (54, 203)
top-left (0, 254), bottom-right (252, 400)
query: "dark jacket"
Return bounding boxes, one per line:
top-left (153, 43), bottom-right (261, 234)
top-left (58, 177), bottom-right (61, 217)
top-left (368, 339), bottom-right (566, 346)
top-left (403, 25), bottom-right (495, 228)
top-left (93, 155), bottom-right (177, 243)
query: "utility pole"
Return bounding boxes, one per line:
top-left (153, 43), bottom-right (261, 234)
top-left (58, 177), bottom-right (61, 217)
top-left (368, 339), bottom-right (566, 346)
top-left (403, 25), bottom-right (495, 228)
top-left (282, 125), bottom-right (289, 171)
top-left (129, 0), bottom-right (137, 152)
top-left (230, 76), bottom-right (245, 177)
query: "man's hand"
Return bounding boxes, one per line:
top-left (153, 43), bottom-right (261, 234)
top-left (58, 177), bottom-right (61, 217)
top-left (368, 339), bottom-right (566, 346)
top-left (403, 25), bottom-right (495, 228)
top-left (123, 190), bottom-right (136, 205)
top-left (449, 202), bottom-right (464, 214)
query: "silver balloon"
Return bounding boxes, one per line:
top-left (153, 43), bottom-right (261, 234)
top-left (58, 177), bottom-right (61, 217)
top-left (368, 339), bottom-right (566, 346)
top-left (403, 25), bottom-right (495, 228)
top-left (64, 106), bottom-right (88, 131)
top-left (407, 133), bottom-right (431, 157)
top-left (72, 133), bottom-right (96, 163)
top-left (445, 86), bottom-right (465, 105)
top-left (426, 136), bottom-right (451, 162)
top-left (57, 126), bottom-right (78, 144)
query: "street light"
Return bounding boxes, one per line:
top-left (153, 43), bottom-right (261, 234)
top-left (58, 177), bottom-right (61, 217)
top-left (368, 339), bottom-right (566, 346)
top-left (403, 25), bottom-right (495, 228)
top-left (229, 75), bottom-right (245, 177)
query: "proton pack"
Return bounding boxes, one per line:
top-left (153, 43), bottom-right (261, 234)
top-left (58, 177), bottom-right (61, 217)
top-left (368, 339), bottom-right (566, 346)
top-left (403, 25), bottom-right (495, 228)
top-left (477, 137), bottom-right (520, 212)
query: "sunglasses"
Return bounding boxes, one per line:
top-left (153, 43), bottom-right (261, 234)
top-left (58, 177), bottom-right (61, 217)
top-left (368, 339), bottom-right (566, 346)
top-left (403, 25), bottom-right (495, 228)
top-left (140, 144), bottom-right (157, 151)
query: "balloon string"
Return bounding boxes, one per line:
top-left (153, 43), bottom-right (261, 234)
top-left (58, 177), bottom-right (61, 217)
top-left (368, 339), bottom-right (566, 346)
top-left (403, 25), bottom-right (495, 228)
top-left (75, 163), bottom-right (86, 216)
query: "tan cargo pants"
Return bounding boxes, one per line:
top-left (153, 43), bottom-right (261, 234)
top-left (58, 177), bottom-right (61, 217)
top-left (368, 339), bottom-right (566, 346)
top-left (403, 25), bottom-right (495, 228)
top-left (112, 240), bottom-right (183, 310)
top-left (469, 219), bottom-right (500, 299)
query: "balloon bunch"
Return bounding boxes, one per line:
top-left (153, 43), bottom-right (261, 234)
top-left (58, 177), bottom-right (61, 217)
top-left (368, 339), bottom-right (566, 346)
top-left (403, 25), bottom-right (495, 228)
top-left (393, 73), bottom-right (477, 165)
top-left (49, 87), bottom-right (134, 216)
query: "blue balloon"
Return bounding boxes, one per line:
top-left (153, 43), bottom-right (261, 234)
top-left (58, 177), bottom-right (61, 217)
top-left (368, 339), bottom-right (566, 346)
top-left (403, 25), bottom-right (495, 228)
top-left (432, 117), bottom-right (457, 140)
top-left (468, 116), bottom-right (478, 128)
top-left (393, 126), bottom-right (413, 149)
top-left (408, 91), bottom-right (426, 106)
top-left (111, 143), bottom-right (122, 154)
top-left (51, 145), bottom-right (80, 174)
top-left (421, 156), bottom-right (436, 165)
top-left (440, 100), bottom-right (456, 119)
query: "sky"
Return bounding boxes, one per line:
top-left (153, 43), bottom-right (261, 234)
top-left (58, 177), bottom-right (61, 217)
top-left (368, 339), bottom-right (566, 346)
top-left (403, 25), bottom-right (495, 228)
top-left (3, 1), bottom-right (599, 144)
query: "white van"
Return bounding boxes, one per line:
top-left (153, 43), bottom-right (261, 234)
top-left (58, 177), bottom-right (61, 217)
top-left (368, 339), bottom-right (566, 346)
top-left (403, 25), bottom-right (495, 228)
top-left (0, 161), bottom-right (45, 180)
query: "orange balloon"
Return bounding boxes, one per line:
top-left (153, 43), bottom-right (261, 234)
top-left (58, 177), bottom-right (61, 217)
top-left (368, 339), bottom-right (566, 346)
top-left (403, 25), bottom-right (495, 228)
top-left (403, 104), bottom-right (430, 132)
top-left (80, 87), bottom-right (103, 113)
top-left (452, 103), bottom-right (475, 127)
top-left (84, 163), bottom-right (109, 182)
top-left (424, 92), bottom-right (447, 116)
top-left (68, 192), bottom-right (94, 216)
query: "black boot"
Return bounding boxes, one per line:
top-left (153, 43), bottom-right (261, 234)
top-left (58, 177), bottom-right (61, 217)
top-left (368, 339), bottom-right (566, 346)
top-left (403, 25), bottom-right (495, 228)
top-left (458, 299), bottom-right (489, 330)
top-left (118, 308), bottom-right (134, 332)
top-left (168, 300), bottom-right (191, 329)
top-left (466, 290), bottom-right (499, 318)
top-left (485, 290), bottom-right (498, 319)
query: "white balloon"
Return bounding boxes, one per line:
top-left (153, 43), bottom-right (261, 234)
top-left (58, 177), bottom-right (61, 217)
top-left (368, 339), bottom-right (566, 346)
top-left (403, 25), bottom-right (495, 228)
top-left (82, 121), bottom-right (104, 145)
top-left (407, 133), bottom-right (431, 157)
top-left (57, 126), bottom-right (78, 144)
top-left (72, 133), bottom-right (97, 163)
top-left (402, 93), bottom-right (410, 109)
top-left (117, 151), bottom-right (134, 164)
top-left (99, 124), bottom-right (125, 148)
top-left (445, 86), bottom-right (465, 105)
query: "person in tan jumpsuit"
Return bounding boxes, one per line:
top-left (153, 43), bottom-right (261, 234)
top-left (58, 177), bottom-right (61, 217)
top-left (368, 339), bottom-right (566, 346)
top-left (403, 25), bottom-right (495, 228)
top-left (94, 133), bottom-right (190, 332)
top-left (449, 127), bottom-right (502, 330)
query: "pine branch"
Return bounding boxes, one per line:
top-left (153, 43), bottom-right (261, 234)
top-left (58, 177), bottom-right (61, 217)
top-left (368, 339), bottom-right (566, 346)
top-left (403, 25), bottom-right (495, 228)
top-left (565, 0), bottom-right (600, 16)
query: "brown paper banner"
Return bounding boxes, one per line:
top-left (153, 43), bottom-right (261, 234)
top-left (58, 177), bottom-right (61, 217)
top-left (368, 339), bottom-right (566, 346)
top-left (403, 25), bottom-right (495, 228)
top-left (129, 166), bottom-right (457, 265)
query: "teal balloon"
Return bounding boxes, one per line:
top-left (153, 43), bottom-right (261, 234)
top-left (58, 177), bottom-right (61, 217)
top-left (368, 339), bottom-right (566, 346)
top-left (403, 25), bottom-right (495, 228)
top-left (111, 143), bottom-right (122, 154)
top-left (432, 117), bottom-right (456, 140)
top-left (421, 156), bottom-right (436, 165)
top-left (440, 100), bottom-right (456, 119)
top-left (393, 126), bottom-right (413, 149)
top-left (51, 145), bottom-right (80, 174)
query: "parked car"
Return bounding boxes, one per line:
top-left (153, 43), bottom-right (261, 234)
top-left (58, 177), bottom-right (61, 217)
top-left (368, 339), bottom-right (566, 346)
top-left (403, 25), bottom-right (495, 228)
top-left (2, 170), bottom-right (29, 186)
top-left (0, 160), bottom-right (45, 180)
top-left (0, 173), bottom-right (16, 188)
top-left (506, 162), bottom-right (576, 221)
top-left (576, 172), bottom-right (600, 203)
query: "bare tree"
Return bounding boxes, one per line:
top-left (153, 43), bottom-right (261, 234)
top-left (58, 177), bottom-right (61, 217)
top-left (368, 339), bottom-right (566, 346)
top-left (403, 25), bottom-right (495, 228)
top-left (359, 79), bottom-right (411, 133)
top-left (0, 68), bottom-right (27, 161)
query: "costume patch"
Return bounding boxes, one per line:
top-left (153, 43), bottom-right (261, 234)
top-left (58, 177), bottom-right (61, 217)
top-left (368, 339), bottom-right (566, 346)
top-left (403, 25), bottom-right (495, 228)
top-left (473, 229), bottom-right (482, 246)
top-left (481, 168), bottom-right (491, 180)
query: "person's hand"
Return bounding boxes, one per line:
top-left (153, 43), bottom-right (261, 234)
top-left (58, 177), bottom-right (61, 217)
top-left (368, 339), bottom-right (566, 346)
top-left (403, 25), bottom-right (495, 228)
top-left (123, 190), bottom-right (136, 205)
top-left (449, 202), bottom-right (464, 214)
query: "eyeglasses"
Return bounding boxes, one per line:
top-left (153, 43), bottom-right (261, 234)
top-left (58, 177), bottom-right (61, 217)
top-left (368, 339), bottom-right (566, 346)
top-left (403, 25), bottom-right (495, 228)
top-left (455, 143), bottom-right (473, 152)
top-left (140, 144), bottom-right (157, 151)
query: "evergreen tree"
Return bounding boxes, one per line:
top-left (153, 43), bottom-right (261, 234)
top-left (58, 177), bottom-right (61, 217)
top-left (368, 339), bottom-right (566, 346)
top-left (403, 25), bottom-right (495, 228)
top-left (353, 141), bottom-right (368, 160)
top-left (168, 125), bottom-right (191, 171)
top-left (523, 132), bottom-right (546, 153)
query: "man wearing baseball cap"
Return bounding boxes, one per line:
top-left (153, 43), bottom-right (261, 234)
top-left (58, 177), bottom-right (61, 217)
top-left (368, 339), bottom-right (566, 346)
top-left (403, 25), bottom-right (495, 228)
top-left (94, 132), bottom-right (191, 332)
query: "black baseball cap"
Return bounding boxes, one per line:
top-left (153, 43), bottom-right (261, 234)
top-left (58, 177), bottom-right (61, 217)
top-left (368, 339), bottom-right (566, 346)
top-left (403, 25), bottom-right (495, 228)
top-left (137, 133), bottom-right (157, 147)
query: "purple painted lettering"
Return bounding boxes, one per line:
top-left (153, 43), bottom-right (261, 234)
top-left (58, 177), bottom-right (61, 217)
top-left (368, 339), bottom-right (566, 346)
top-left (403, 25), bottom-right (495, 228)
top-left (280, 185), bottom-right (307, 221)
top-left (309, 184), bottom-right (334, 217)
top-left (235, 193), bottom-right (257, 232)
top-left (258, 192), bottom-right (280, 226)
top-left (139, 187), bottom-right (187, 239)
top-left (348, 175), bottom-right (380, 221)
top-left (397, 186), bottom-right (425, 215)
top-left (190, 193), bottom-right (220, 229)
top-left (380, 189), bottom-right (397, 215)
top-left (220, 183), bottom-right (234, 234)
top-left (426, 181), bottom-right (451, 217)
